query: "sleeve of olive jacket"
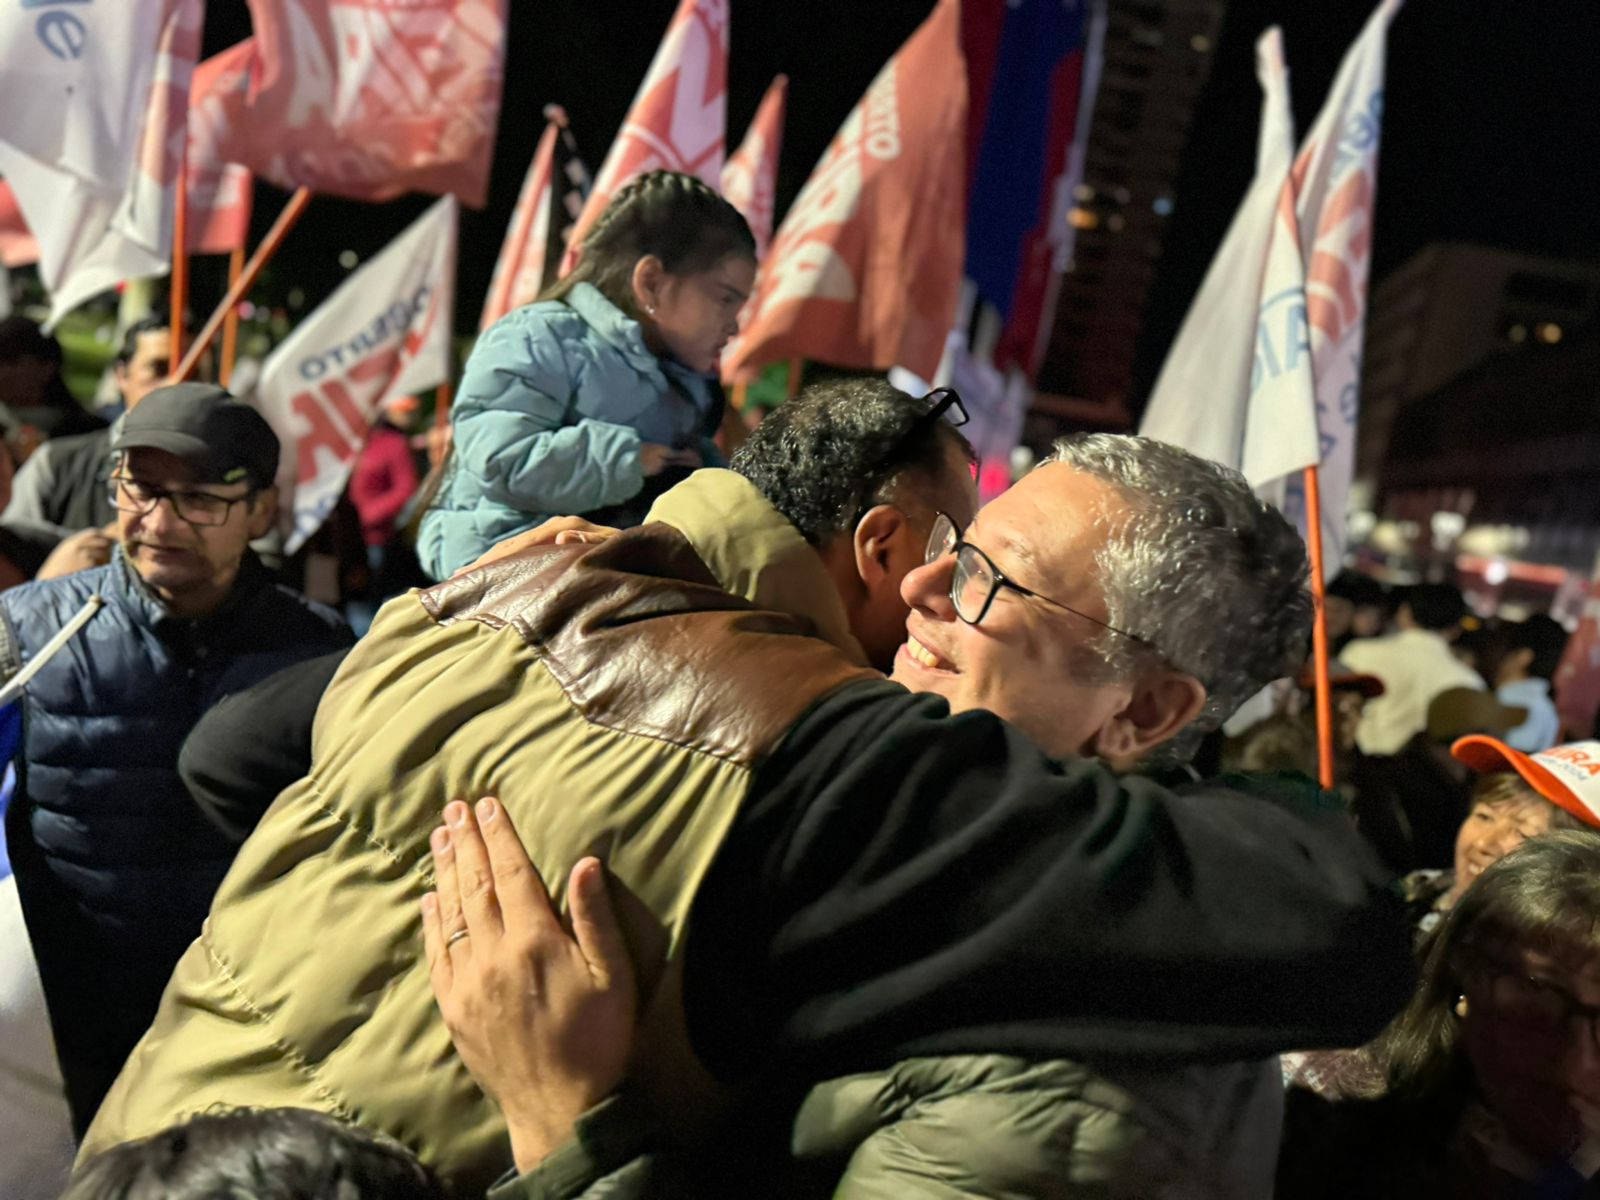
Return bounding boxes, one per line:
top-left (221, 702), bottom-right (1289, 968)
top-left (485, 1096), bottom-right (681, 1200)
top-left (682, 680), bottom-right (1416, 1084)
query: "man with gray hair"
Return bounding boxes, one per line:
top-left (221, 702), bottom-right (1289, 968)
top-left (409, 432), bottom-right (1406, 1198)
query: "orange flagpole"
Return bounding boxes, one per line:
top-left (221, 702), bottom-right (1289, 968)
top-left (219, 243), bottom-right (246, 389)
top-left (1303, 463), bottom-right (1336, 789)
top-left (786, 357), bottom-right (803, 400)
top-left (174, 187), bottom-right (312, 383)
top-left (170, 134), bottom-right (190, 364)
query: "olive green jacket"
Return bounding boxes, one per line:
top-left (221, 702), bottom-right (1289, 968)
top-left (83, 470), bottom-right (876, 1197)
top-left (489, 1054), bottom-right (1282, 1199)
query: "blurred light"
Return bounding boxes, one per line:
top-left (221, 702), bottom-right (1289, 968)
top-left (1431, 511), bottom-right (1466, 550)
top-left (287, 287), bottom-right (306, 309)
top-left (1112, 186), bottom-right (1132, 205)
top-left (338, 249), bottom-right (359, 270)
top-left (1106, 213), bottom-right (1126, 232)
top-left (1069, 207), bottom-right (1100, 230)
top-left (1152, 196), bottom-right (1174, 216)
top-left (1537, 322), bottom-right (1563, 344)
top-left (238, 301), bottom-right (256, 320)
top-left (1191, 34), bottom-right (1212, 52)
top-left (1073, 183), bottom-right (1096, 202)
top-left (1507, 323), bottom-right (1527, 343)
top-left (1483, 559), bottom-right (1509, 586)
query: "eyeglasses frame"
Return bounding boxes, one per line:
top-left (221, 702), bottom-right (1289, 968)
top-left (109, 473), bottom-right (259, 529)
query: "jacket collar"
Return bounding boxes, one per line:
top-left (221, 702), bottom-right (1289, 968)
top-left (647, 470), bottom-right (871, 668)
top-left (108, 545), bottom-right (270, 638)
top-left (565, 283), bottom-right (666, 380)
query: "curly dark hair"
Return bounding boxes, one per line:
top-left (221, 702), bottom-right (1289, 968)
top-left (731, 377), bottom-right (975, 546)
top-left (543, 169), bottom-right (755, 318)
top-left (63, 1107), bottom-right (445, 1200)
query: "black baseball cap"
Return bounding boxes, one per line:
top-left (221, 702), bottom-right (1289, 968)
top-left (112, 383), bottom-right (278, 490)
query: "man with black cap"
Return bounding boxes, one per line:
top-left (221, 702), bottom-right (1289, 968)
top-left (0, 383), bottom-right (350, 1135)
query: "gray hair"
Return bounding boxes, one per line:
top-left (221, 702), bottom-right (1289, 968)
top-left (1043, 434), bottom-right (1314, 759)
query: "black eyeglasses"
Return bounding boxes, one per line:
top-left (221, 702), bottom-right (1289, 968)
top-left (925, 511), bottom-right (1153, 647)
top-left (847, 389), bottom-right (970, 526)
top-left (109, 475), bottom-right (256, 528)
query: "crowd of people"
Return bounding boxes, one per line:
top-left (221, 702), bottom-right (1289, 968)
top-left (0, 170), bottom-right (1596, 1199)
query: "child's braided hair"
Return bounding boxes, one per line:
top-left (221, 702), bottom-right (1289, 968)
top-left (543, 170), bottom-right (755, 318)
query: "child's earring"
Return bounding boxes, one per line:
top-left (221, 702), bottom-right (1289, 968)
top-left (1454, 994), bottom-right (1469, 1019)
top-left (646, 303), bottom-right (657, 316)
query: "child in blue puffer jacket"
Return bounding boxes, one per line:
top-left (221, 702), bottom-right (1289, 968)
top-left (419, 171), bottom-right (757, 579)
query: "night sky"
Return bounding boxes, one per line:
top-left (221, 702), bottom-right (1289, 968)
top-left (200, 0), bottom-right (1600, 388)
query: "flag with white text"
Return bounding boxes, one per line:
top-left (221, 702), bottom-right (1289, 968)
top-left (256, 197), bottom-right (457, 554)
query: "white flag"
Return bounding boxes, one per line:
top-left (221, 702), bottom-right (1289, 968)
top-left (256, 197), bottom-right (458, 555)
top-left (1140, 27), bottom-right (1318, 491)
top-left (1279, 0), bottom-right (1402, 563)
top-left (0, 0), bottom-right (203, 326)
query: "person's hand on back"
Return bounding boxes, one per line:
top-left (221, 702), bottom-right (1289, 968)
top-left (422, 798), bottom-right (637, 1173)
top-left (36, 523), bottom-right (116, 581)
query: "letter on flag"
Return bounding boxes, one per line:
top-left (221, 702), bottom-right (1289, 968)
top-left (207, 1), bottom-right (508, 206)
top-left (1140, 27), bottom-right (1319, 491)
top-left (724, 0), bottom-right (967, 383)
top-left (563, 0), bottom-right (728, 271)
top-left (255, 197), bottom-right (458, 554)
top-left (481, 108), bottom-right (590, 331)
top-left (0, 0), bottom-right (204, 324)
top-left (722, 75), bottom-right (788, 261)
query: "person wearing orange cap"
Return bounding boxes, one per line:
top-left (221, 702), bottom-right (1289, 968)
top-left (1392, 736), bottom-right (1600, 940)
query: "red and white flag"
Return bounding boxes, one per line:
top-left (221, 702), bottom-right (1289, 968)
top-left (563, 0), bottom-right (728, 271)
top-left (724, 0), bottom-right (966, 382)
top-left (256, 197), bottom-right (457, 554)
top-left (481, 107), bottom-right (589, 331)
top-left (186, 42), bottom-right (255, 256)
top-left (1140, 28), bottom-right (1319, 492)
top-left (0, 182), bottom-right (39, 268)
top-left (722, 75), bottom-right (788, 260)
top-left (1278, 0), bottom-right (1402, 562)
top-left (213, 1), bottom-right (508, 206)
top-left (0, 0), bottom-right (204, 324)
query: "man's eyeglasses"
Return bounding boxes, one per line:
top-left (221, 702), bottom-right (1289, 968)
top-left (109, 476), bottom-right (255, 528)
top-left (925, 511), bottom-right (1153, 648)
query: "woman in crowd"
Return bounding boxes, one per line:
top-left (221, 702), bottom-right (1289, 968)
top-left (1280, 830), bottom-right (1600, 1198)
top-left (419, 170), bottom-right (757, 579)
top-left (1400, 736), bottom-right (1600, 939)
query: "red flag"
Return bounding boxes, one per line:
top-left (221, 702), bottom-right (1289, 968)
top-left (0, 182), bottom-right (39, 269)
top-left (481, 107), bottom-right (589, 330)
top-left (724, 0), bottom-right (966, 381)
top-left (186, 43), bottom-right (255, 255)
top-left (721, 75), bottom-right (788, 261)
top-left (207, 1), bottom-right (508, 206)
top-left (563, 0), bottom-right (727, 271)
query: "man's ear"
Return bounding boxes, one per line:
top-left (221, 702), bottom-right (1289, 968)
top-left (629, 255), bottom-right (667, 314)
top-left (247, 486), bottom-right (278, 539)
top-left (1093, 670), bottom-right (1208, 767)
top-left (852, 504), bottom-right (913, 595)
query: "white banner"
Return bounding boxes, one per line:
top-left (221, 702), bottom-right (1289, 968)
top-left (256, 196), bottom-right (458, 555)
top-left (1141, 27), bottom-right (1318, 491)
top-left (0, 0), bottom-right (203, 325)
top-left (1278, 0), bottom-right (1402, 564)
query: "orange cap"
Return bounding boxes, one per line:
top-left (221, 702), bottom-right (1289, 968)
top-left (1451, 736), bottom-right (1600, 830)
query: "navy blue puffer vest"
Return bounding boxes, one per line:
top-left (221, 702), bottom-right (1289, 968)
top-left (0, 550), bottom-right (350, 1126)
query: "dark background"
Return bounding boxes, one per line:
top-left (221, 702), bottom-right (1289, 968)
top-left (201, 0), bottom-right (1600, 392)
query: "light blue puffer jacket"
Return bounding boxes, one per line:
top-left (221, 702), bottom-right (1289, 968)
top-left (418, 283), bottom-right (721, 579)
